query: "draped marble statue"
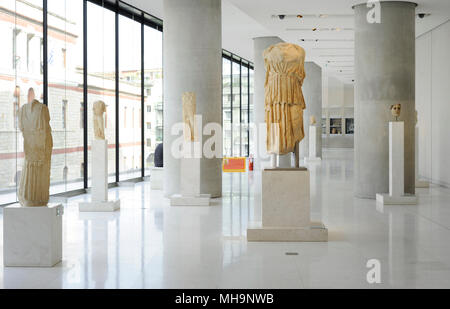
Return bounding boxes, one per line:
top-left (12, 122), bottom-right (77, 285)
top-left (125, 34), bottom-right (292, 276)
top-left (18, 99), bottom-right (53, 207)
top-left (182, 92), bottom-right (196, 142)
top-left (264, 42), bottom-right (306, 156)
top-left (93, 100), bottom-right (106, 140)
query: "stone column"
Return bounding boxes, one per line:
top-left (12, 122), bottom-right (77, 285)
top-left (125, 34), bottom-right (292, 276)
top-left (300, 62), bottom-right (323, 159)
top-left (354, 1), bottom-right (416, 198)
top-left (163, 0), bottom-right (222, 197)
top-left (253, 36), bottom-right (284, 169)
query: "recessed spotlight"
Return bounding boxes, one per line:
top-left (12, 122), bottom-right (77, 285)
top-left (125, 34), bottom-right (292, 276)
top-left (312, 28), bottom-right (317, 31)
top-left (278, 14), bottom-right (286, 20)
top-left (417, 13), bottom-right (430, 19)
top-left (300, 39), bottom-right (305, 41)
top-left (335, 27), bottom-right (342, 31)
top-left (297, 14), bottom-right (303, 18)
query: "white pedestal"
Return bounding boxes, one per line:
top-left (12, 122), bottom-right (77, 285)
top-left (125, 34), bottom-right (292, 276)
top-left (170, 142), bottom-right (211, 206)
top-left (415, 127), bottom-right (429, 188)
top-left (79, 139), bottom-right (120, 212)
top-left (306, 125), bottom-right (322, 162)
top-left (247, 168), bottom-right (328, 242)
top-left (150, 167), bottom-right (164, 190)
top-left (3, 204), bottom-right (63, 267)
top-left (376, 122), bottom-right (418, 205)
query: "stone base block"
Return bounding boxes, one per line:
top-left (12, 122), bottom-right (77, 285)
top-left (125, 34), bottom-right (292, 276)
top-left (79, 199), bottom-right (120, 212)
top-left (376, 193), bottom-right (418, 205)
top-left (415, 180), bottom-right (430, 188)
top-left (247, 222), bottom-right (328, 242)
top-left (151, 167), bottom-right (164, 190)
top-left (3, 203), bottom-right (63, 267)
top-left (170, 194), bottom-right (211, 206)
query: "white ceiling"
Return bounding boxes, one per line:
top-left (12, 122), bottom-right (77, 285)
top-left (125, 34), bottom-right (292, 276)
top-left (125, 0), bottom-right (450, 83)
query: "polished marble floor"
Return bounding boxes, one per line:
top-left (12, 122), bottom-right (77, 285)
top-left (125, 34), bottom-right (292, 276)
top-left (1, 149), bottom-right (450, 289)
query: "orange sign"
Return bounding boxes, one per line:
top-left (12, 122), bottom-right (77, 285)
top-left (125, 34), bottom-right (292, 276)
top-left (222, 157), bottom-right (247, 173)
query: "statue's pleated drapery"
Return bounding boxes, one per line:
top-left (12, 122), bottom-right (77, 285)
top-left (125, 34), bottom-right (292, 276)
top-left (264, 43), bottom-right (306, 155)
top-left (18, 100), bottom-right (53, 207)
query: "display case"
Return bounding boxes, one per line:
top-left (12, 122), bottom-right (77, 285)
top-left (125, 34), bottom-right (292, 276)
top-left (330, 118), bottom-right (342, 135)
top-left (345, 118), bottom-right (354, 134)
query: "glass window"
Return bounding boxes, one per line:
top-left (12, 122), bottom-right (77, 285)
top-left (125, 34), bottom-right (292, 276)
top-left (144, 25), bottom-right (163, 175)
top-left (0, 0), bottom-right (43, 205)
top-left (47, 0), bottom-right (84, 195)
top-left (119, 15), bottom-right (142, 181)
top-left (249, 67), bottom-right (255, 157)
top-left (87, 1), bottom-right (116, 185)
top-left (222, 58), bottom-right (232, 157)
top-left (241, 65), bottom-right (249, 157)
top-left (232, 61), bottom-right (241, 157)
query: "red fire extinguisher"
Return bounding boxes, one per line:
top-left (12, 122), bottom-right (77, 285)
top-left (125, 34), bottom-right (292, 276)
top-left (249, 155), bottom-right (254, 171)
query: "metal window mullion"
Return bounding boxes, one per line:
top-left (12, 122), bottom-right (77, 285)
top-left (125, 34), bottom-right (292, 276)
top-left (83, 0), bottom-right (88, 189)
top-left (239, 59), bottom-right (242, 157)
top-left (43, 0), bottom-right (48, 105)
top-left (141, 20), bottom-right (145, 178)
top-left (230, 57), bottom-right (233, 157)
top-left (115, 2), bottom-right (120, 183)
top-left (247, 66), bottom-right (250, 157)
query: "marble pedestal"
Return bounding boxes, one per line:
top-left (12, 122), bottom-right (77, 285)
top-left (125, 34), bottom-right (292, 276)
top-left (247, 168), bottom-right (328, 242)
top-left (3, 204), bottom-right (63, 267)
top-left (415, 127), bottom-right (429, 188)
top-left (150, 167), bottom-right (164, 190)
top-left (306, 125), bottom-right (322, 162)
top-left (170, 142), bottom-right (211, 206)
top-left (376, 122), bottom-right (418, 205)
top-left (79, 140), bottom-right (120, 212)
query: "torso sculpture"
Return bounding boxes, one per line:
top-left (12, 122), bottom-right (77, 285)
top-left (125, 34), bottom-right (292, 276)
top-left (18, 100), bottom-right (53, 207)
top-left (93, 100), bottom-right (106, 140)
top-left (182, 92), bottom-right (196, 142)
top-left (264, 42), bottom-right (306, 155)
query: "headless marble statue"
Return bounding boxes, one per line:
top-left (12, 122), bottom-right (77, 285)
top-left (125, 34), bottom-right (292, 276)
top-left (182, 92), bottom-right (196, 142)
top-left (93, 100), bottom-right (106, 140)
top-left (18, 99), bottom-right (53, 207)
top-left (264, 42), bottom-right (307, 167)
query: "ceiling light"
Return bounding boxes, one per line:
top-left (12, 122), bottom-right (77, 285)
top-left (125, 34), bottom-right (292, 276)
top-left (319, 14), bottom-right (328, 18)
top-left (335, 27), bottom-right (342, 31)
top-left (297, 14), bottom-right (303, 18)
top-left (312, 28), bottom-right (317, 31)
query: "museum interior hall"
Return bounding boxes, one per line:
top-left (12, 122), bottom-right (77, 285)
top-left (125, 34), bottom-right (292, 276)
top-left (0, 0), bottom-right (449, 289)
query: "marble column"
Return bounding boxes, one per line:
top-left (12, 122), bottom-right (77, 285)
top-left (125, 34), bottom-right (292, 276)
top-left (354, 1), bottom-right (416, 198)
top-left (163, 0), bottom-right (222, 197)
top-left (253, 36), bottom-right (284, 169)
top-left (300, 62), bottom-right (323, 159)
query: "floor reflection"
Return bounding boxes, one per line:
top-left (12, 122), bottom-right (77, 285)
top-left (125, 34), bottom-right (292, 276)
top-left (1, 149), bottom-right (450, 288)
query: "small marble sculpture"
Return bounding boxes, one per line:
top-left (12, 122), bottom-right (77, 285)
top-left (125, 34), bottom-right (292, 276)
top-left (390, 104), bottom-right (401, 121)
top-left (310, 115), bottom-right (317, 125)
top-left (182, 92), bottom-right (196, 142)
top-left (18, 99), bottom-right (53, 207)
top-left (93, 100), bottom-right (106, 140)
top-left (264, 42), bottom-right (306, 155)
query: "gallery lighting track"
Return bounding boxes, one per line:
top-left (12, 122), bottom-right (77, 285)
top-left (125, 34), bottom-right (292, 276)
top-left (299, 39), bottom-right (354, 42)
top-left (271, 14), bottom-right (353, 20)
top-left (287, 27), bottom-right (353, 31)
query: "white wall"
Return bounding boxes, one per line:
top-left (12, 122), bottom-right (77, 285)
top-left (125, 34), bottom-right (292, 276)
top-left (322, 73), bottom-right (355, 148)
top-left (416, 20), bottom-right (450, 187)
